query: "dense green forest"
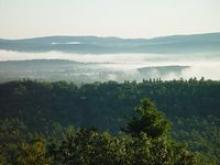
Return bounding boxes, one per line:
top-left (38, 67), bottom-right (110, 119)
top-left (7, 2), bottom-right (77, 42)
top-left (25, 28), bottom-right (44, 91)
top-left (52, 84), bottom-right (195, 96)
top-left (0, 79), bottom-right (220, 164)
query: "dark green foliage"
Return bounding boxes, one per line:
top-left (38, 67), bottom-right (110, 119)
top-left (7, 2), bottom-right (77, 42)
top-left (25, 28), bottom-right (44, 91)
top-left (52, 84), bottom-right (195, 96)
top-left (47, 129), bottom-right (202, 165)
top-left (45, 100), bottom-right (204, 165)
top-left (1, 79), bottom-right (220, 132)
top-left (173, 116), bottom-right (220, 163)
top-left (0, 119), bottom-right (30, 164)
top-left (0, 79), bottom-right (219, 163)
top-left (123, 98), bottom-right (171, 138)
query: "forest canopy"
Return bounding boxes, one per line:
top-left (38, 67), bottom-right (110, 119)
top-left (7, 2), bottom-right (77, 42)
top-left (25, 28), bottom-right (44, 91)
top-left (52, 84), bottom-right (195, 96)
top-left (0, 79), bottom-right (219, 164)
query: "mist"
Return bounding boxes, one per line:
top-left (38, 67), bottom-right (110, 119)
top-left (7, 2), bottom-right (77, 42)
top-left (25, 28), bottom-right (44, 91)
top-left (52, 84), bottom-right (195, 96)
top-left (0, 49), bottom-right (220, 82)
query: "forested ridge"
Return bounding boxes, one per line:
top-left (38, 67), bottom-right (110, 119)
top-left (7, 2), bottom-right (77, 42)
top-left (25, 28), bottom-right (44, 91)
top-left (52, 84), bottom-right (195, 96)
top-left (0, 79), bottom-right (220, 164)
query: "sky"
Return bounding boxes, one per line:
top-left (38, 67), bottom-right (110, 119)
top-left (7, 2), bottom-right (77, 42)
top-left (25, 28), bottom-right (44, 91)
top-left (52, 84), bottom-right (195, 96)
top-left (0, 0), bottom-right (220, 39)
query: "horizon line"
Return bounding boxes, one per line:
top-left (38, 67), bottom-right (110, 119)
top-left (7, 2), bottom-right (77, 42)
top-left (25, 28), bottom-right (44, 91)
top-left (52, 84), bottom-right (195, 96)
top-left (1, 31), bottom-right (220, 41)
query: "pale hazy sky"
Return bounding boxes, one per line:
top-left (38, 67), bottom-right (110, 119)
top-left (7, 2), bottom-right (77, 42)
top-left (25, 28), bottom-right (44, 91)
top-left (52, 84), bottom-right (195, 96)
top-left (0, 0), bottom-right (220, 38)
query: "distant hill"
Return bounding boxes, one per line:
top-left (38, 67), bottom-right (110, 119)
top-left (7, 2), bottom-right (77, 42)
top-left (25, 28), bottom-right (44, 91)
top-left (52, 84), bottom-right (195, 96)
top-left (138, 65), bottom-right (190, 77)
top-left (0, 60), bottom-right (190, 83)
top-left (0, 32), bottom-right (220, 54)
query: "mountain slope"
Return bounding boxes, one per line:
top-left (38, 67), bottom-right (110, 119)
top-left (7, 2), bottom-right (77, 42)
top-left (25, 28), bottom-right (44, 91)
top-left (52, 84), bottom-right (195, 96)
top-left (0, 32), bottom-right (220, 54)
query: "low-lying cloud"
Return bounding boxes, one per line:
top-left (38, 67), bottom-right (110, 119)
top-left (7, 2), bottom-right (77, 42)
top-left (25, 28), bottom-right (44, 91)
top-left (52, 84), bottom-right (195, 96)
top-left (0, 50), bottom-right (220, 82)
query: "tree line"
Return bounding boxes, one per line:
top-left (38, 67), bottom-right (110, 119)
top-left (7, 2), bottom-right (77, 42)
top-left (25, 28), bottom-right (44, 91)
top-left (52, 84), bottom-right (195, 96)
top-left (0, 78), bottom-right (219, 163)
